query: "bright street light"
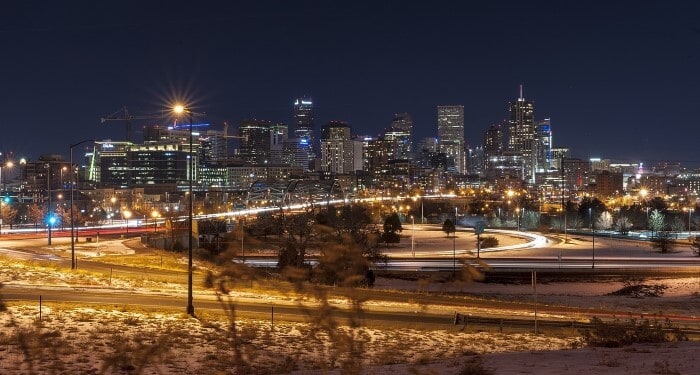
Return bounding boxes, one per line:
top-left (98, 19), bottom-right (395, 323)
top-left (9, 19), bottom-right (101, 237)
top-left (173, 103), bottom-right (195, 317)
top-left (123, 210), bottom-right (132, 235)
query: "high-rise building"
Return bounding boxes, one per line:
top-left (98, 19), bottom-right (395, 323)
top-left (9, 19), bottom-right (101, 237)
top-left (507, 85), bottom-right (535, 181)
top-left (437, 105), bottom-right (465, 174)
top-left (483, 123), bottom-right (504, 172)
top-left (293, 98), bottom-right (315, 160)
top-left (320, 121), bottom-right (355, 174)
top-left (270, 123), bottom-right (289, 165)
top-left (389, 112), bottom-right (413, 159)
top-left (199, 129), bottom-right (227, 166)
top-left (534, 118), bottom-right (552, 173)
top-left (239, 119), bottom-right (272, 165)
top-left (282, 138), bottom-right (310, 169)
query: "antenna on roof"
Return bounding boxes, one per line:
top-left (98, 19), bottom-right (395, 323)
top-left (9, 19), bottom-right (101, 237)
top-left (519, 83), bottom-right (523, 99)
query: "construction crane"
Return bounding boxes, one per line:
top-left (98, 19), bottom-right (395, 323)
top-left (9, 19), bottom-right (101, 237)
top-left (100, 106), bottom-right (166, 143)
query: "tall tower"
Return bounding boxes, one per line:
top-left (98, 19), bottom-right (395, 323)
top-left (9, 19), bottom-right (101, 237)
top-left (507, 85), bottom-right (535, 180)
top-left (437, 105), bottom-right (465, 173)
top-left (483, 122), bottom-right (504, 170)
top-left (293, 98), bottom-right (315, 161)
top-left (388, 112), bottom-right (413, 159)
top-left (534, 118), bottom-right (552, 173)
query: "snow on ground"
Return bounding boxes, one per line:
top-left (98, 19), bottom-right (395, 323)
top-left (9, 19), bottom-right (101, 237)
top-left (1, 238), bottom-right (699, 373)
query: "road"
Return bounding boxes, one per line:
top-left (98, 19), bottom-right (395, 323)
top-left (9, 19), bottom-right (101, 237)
top-left (2, 228), bottom-right (700, 331)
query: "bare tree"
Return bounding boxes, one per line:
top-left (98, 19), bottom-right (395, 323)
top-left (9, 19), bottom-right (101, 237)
top-left (596, 211), bottom-right (613, 231)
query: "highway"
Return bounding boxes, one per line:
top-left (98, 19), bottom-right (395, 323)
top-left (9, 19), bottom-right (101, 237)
top-left (236, 256), bottom-right (700, 271)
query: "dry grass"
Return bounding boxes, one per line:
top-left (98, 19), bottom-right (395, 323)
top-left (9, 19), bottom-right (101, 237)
top-left (0, 301), bottom-right (578, 374)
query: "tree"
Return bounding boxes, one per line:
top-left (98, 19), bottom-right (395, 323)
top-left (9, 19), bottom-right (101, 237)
top-left (669, 216), bottom-right (685, 234)
top-left (442, 218), bottom-right (455, 238)
top-left (277, 210), bottom-right (317, 269)
top-left (648, 197), bottom-right (668, 213)
top-left (651, 233), bottom-right (674, 253)
top-left (649, 209), bottom-right (666, 237)
top-left (596, 211), bottom-right (613, 231)
top-left (381, 212), bottom-right (402, 246)
top-left (27, 203), bottom-right (45, 231)
top-left (521, 210), bottom-right (540, 230)
top-left (579, 197), bottom-right (606, 227)
top-left (0, 204), bottom-right (17, 229)
top-left (614, 216), bottom-right (631, 235)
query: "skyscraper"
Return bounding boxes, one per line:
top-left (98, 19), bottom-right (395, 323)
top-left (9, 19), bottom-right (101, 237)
top-left (437, 105), bottom-right (465, 174)
top-left (293, 98), bottom-right (315, 162)
top-left (320, 121), bottom-right (355, 174)
top-left (270, 123), bottom-right (288, 164)
top-left (484, 122), bottom-right (504, 172)
top-left (389, 112), bottom-right (413, 159)
top-left (534, 118), bottom-right (553, 173)
top-left (507, 85), bottom-right (535, 181)
top-left (239, 119), bottom-right (272, 165)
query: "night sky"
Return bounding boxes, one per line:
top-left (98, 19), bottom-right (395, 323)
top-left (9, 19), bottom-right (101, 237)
top-left (2, 1), bottom-right (699, 166)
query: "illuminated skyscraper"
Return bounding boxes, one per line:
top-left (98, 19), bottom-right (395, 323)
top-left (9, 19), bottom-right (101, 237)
top-left (507, 85), bottom-right (535, 181)
top-left (534, 118), bottom-right (553, 173)
top-left (293, 98), bottom-right (315, 161)
top-left (437, 105), bottom-right (465, 173)
top-left (389, 112), bottom-right (413, 159)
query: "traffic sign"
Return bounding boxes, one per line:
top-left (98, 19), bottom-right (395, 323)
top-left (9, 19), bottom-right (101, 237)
top-left (474, 221), bottom-right (485, 235)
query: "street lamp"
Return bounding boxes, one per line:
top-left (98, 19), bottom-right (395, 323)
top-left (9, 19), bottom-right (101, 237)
top-left (46, 163), bottom-right (53, 246)
top-left (589, 207), bottom-right (595, 269)
top-left (151, 210), bottom-right (159, 232)
top-left (123, 210), bottom-right (132, 235)
top-left (60, 166), bottom-right (67, 189)
top-left (452, 227), bottom-right (457, 278)
top-left (639, 188), bottom-right (649, 230)
top-left (515, 207), bottom-right (520, 231)
top-left (0, 161), bottom-right (14, 235)
top-left (411, 215), bottom-right (415, 257)
top-left (173, 104), bottom-right (195, 317)
top-left (70, 139), bottom-right (94, 269)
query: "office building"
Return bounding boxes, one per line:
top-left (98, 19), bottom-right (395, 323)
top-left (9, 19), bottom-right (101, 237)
top-left (507, 85), bottom-right (535, 181)
top-left (293, 98), bottom-right (315, 160)
top-left (437, 105), bottom-right (465, 174)
top-left (239, 119), bottom-right (272, 165)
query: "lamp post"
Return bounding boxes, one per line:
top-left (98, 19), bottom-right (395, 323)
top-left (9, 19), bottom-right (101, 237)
top-left (60, 166), bottom-right (67, 189)
top-left (411, 215), bottom-right (415, 257)
top-left (70, 139), bottom-right (94, 269)
top-left (0, 161), bottom-right (12, 235)
top-left (516, 207), bottom-right (520, 231)
top-left (151, 210), bottom-right (159, 232)
top-left (46, 163), bottom-right (53, 245)
top-left (174, 104), bottom-right (195, 317)
top-left (123, 210), bottom-right (132, 235)
top-left (640, 188), bottom-right (648, 230)
top-left (589, 208), bottom-right (595, 269)
top-left (452, 230), bottom-right (456, 278)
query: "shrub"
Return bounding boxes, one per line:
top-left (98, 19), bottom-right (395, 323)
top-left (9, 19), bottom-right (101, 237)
top-left (459, 357), bottom-right (494, 375)
top-left (479, 236), bottom-right (499, 249)
top-left (580, 317), bottom-right (687, 348)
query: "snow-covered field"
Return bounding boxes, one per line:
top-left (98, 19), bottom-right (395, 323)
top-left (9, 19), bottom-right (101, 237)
top-left (0, 239), bottom-right (698, 374)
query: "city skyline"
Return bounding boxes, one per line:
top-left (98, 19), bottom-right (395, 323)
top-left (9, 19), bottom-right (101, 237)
top-left (1, 1), bottom-right (699, 166)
